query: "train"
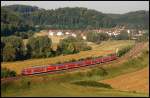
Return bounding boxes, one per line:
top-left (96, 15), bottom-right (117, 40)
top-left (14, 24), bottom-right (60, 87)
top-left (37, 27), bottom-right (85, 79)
top-left (21, 53), bottom-right (117, 75)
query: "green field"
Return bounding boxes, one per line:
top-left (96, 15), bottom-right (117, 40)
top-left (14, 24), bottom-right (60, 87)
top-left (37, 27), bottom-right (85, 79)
top-left (1, 43), bottom-right (149, 97)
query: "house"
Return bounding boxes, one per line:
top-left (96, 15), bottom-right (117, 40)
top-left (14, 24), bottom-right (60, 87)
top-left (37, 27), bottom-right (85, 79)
top-left (82, 36), bottom-right (87, 40)
top-left (139, 30), bottom-right (142, 34)
top-left (114, 33), bottom-right (120, 36)
top-left (108, 33), bottom-right (112, 36)
top-left (56, 31), bottom-right (63, 36)
top-left (71, 33), bottom-right (77, 37)
top-left (48, 30), bottom-right (54, 36)
top-left (65, 32), bottom-right (70, 35)
top-left (127, 30), bottom-right (130, 34)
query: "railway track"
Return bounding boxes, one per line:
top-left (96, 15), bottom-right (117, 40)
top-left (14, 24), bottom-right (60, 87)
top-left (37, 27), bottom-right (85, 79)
top-left (1, 42), bottom-right (148, 83)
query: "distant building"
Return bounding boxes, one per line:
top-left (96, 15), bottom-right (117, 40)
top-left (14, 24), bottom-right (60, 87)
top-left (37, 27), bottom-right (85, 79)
top-left (139, 30), bottom-right (142, 34)
top-left (108, 33), bottom-right (112, 36)
top-left (127, 30), bottom-right (130, 34)
top-left (48, 30), bottom-right (54, 36)
top-left (114, 33), bottom-right (119, 36)
top-left (71, 33), bottom-right (77, 37)
top-left (82, 36), bottom-right (87, 40)
top-left (56, 31), bottom-right (63, 36)
top-left (65, 32), bottom-right (70, 35)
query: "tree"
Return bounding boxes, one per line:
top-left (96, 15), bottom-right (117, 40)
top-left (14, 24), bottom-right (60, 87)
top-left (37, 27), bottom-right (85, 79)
top-left (1, 36), bottom-right (25, 61)
top-left (2, 44), bottom-right (16, 61)
top-left (1, 68), bottom-right (16, 78)
top-left (117, 31), bottom-right (129, 40)
top-left (57, 36), bottom-right (91, 55)
top-left (86, 32), bottom-right (109, 44)
top-left (27, 36), bottom-right (52, 58)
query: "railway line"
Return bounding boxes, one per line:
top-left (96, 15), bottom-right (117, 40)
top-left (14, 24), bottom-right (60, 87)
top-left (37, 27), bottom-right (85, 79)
top-left (1, 42), bottom-right (147, 83)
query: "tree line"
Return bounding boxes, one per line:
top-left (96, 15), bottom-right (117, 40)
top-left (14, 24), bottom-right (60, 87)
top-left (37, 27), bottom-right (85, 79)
top-left (2, 5), bottom-right (149, 36)
top-left (86, 32), bottom-right (109, 44)
top-left (1, 36), bottom-right (91, 62)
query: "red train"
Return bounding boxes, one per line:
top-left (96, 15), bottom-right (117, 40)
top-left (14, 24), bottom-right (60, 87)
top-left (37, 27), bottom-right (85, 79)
top-left (22, 54), bottom-right (117, 75)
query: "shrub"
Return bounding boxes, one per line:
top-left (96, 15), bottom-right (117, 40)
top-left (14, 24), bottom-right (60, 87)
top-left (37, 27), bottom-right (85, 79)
top-left (56, 61), bottom-right (62, 64)
top-left (91, 68), bottom-right (108, 76)
top-left (70, 59), bottom-right (76, 62)
top-left (1, 68), bottom-right (17, 78)
top-left (117, 46), bottom-right (133, 57)
top-left (72, 80), bottom-right (112, 89)
top-left (79, 58), bottom-right (84, 61)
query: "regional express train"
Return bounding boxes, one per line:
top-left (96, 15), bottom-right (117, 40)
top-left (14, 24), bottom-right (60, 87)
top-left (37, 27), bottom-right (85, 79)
top-left (22, 54), bottom-right (117, 75)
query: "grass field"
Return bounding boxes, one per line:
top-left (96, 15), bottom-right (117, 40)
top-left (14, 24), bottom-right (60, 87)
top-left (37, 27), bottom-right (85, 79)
top-left (1, 40), bottom-right (135, 74)
top-left (1, 81), bottom-right (147, 97)
top-left (1, 43), bottom-right (149, 97)
top-left (101, 67), bottom-right (149, 93)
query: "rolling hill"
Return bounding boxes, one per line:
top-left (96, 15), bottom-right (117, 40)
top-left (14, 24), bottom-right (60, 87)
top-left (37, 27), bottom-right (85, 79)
top-left (1, 5), bottom-right (149, 36)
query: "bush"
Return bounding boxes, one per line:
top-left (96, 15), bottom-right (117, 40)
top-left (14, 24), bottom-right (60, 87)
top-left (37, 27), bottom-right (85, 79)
top-left (57, 36), bottom-right (91, 55)
top-left (117, 46), bottom-right (133, 57)
top-left (91, 68), bottom-right (108, 76)
top-left (79, 58), bottom-right (84, 61)
top-left (70, 59), bottom-right (76, 62)
top-left (85, 56), bottom-right (93, 60)
top-left (72, 80), bottom-right (112, 89)
top-left (1, 68), bottom-right (17, 78)
top-left (86, 32), bottom-right (109, 44)
top-left (56, 61), bottom-right (62, 64)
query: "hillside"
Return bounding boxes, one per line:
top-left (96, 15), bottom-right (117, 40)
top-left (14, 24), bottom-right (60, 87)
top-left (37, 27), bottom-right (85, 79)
top-left (1, 41), bottom-right (149, 97)
top-left (114, 10), bottom-right (149, 29)
top-left (1, 5), bottom-right (149, 36)
top-left (101, 67), bottom-right (149, 93)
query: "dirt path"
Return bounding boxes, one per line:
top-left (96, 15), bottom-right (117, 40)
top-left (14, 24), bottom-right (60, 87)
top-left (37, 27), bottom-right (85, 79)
top-left (101, 67), bottom-right (149, 93)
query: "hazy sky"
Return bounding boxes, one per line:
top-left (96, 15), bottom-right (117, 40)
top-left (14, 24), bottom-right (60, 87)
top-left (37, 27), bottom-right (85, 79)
top-left (1, 1), bottom-right (149, 14)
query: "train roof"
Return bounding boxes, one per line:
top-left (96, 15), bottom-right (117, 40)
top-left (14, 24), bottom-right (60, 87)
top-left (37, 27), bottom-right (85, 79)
top-left (52, 60), bottom-right (83, 66)
top-left (23, 54), bottom-right (116, 70)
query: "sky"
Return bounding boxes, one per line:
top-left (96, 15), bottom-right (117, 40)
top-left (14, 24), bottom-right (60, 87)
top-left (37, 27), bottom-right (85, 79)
top-left (1, 1), bottom-right (149, 14)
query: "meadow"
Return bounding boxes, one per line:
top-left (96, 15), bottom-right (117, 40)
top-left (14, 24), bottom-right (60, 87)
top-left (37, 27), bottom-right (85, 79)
top-left (1, 41), bottom-right (149, 97)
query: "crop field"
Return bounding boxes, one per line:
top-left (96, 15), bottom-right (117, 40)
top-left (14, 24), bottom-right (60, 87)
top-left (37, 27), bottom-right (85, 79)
top-left (101, 67), bottom-right (149, 93)
top-left (1, 40), bottom-right (135, 74)
top-left (1, 42), bottom-right (149, 97)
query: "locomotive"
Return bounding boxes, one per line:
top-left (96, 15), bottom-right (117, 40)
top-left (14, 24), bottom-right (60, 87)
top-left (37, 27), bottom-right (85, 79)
top-left (22, 53), bottom-right (117, 75)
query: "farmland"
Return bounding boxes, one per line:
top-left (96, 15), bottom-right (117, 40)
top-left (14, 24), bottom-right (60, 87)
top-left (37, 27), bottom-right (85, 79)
top-left (1, 41), bottom-right (149, 97)
top-left (1, 40), bottom-right (135, 74)
top-left (101, 67), bottom-right (149, 93)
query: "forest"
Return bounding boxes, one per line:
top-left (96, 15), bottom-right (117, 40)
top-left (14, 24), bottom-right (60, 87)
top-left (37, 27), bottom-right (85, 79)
top-left (1, 5), bottom-right (149, 36)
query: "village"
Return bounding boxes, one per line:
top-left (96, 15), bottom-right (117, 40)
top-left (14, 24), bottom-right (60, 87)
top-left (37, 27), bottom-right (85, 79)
top-left (35, 26), bottom-right (146, 40)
